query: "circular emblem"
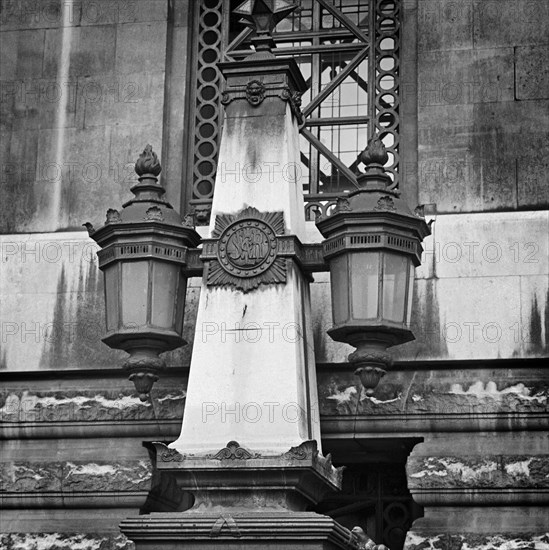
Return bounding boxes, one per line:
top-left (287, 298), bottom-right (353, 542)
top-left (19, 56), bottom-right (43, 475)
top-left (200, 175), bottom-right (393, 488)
top-left (218, 219), bottom-right (278, 278)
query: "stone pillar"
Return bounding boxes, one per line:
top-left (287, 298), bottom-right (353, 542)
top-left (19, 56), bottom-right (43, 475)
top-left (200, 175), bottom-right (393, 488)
top-left (405, 433), bottom-right (549, 548)
top-left (120, 22), bottom-right (354, 550)
top-left (170, 56), bottom-right (320, 455)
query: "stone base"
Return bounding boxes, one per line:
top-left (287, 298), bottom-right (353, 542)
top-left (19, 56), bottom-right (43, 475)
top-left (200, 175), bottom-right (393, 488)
top-left (405, 506), bottom-right (549, 549)
top-left (120, 511), bottom-right (354, 549)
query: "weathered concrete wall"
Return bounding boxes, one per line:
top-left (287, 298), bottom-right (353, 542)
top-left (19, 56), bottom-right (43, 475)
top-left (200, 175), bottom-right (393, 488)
top-left (416, 0), bottom-right (549, 213)
top-left (0, 1), bottom-right (192, 546)
top-left (0, 370), bottom-right (188, 549)
top-left (1, 212), bottom-right (546, 372)
top-left (0, 0), bottom-right (176, 233)
top-left (403, 0), bottom-right (549, 545)
top-left (0, 232), bottom-right (200, 371)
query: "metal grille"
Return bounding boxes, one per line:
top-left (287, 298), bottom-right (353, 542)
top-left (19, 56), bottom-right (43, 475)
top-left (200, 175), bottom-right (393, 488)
top-left (314, 462), bottom-right (422, 550)
top-left (186, 0), bottom-right (401, 222)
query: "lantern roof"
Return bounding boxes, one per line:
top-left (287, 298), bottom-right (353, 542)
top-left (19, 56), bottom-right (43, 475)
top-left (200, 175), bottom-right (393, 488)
top-left (88, 145), bottom-right (201, 249)
top-left (316, 137), bottom-right (431, 264)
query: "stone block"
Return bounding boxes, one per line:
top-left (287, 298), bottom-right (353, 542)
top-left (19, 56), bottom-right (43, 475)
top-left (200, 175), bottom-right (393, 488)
top-left (407, 433), bottom-right (549, 505)
top-left (121, 514), bottom-right (354, 550)
top-left (0, 29), bottom-right (45, 80)
top-left (424, 211), bottom-right (548, 279)
top-left (0, 437), bottom-right (152, 510)
top-left (419, 48), bottom-right (514, 106)
top-left (518, 136), bottom-right (549, 208)
top-left (406, 512), bottom-right (549, 549)
top-left (18, 123), bottom-right (165, 231)
top-left (399, 270), bottom-right (546, 361)
top-left (43, 25), bottom-right (116, 79)
top-left (0, 0), bottom-right (81, 31)
top-left (516, 45), bottom-right (549, 101)
top-left (473, 0), bottom-right (549, 48)
top-left (0, 369), bottom-right (187, 439)
top-left (0, 533), bottom-right (133, 550)
top-left (2, 76), bottom-right (79, 131)
top-left (421, 276), bottom-right (522, 360)
top-left (418, 0), bottom-right (473, 52)
top-left (0, 231), bottom-right (198, 371)
top-left (115, 21), bottom-right (167, 76)
top-left (418, 101), bottom-right (549, 212)
top-left (77, 72), bottom-right (164, 130)
top-left (31, 125), bottom-right (113, 231)
top-left (0, 127), bottom-right (39, 233)
top-left (0, 232), bottom-right (110, 370)
top-left (79, 0), bottom-right (168, 26)
top-left (318, 364), bottom-right (549, 435)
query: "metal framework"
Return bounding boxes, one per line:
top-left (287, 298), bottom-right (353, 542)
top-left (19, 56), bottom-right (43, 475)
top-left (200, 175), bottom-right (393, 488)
top-left (186, 0), bottom-right (400, 222)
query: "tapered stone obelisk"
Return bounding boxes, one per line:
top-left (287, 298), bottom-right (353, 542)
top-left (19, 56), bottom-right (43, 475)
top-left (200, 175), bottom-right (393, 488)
top-left (120, 2), bottom-right (354, 548)
top-left (170, 17), bottom-right (319, 459)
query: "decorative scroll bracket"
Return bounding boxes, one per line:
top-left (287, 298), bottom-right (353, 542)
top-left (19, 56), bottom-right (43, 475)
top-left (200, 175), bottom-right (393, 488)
top-left (221, 81), bottom-right (303, 125)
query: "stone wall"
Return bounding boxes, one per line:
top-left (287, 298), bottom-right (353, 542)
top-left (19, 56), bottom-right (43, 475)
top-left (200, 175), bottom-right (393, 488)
top-left (402, 0), bottom-right (549, 545)
top-left (0, 0), bottom-right (548, 548)
top-left (0, 1), bottom-right (192, 547)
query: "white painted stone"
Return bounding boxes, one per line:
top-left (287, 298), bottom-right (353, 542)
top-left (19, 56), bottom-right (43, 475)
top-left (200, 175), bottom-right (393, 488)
top-left (435, 276), bottom-right (522, 359)
top-left (171, 102), bottom-right (323, 455)
top-left (419, 211), bottom-right (549, 279)
top-left (0, 232), bottom-right (98, 370)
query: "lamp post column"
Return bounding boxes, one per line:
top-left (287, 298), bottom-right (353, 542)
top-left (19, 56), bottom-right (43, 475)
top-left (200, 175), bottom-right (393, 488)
top-left (120, 2), bottom-right (354, 548)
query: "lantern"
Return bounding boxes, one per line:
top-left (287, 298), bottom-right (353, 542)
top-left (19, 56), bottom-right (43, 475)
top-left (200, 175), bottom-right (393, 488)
top-left (316, 137), bottom-right (430, 395)
top-left (87, 145), bottom-right (201, 400)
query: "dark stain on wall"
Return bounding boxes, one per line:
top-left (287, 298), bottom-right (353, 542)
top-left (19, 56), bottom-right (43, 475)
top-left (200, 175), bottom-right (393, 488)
top-left (545, 289), bottom-right (549, 354)
top-left (397, 279), bottom-right (449, 360)
top-left (528, 293), bottom-right (543, 353)
top-left (40, 260), bottom-right (121, 369)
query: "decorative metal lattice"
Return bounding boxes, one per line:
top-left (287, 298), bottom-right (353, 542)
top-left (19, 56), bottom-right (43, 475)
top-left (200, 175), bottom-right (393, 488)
top-left (313, 462), bottom-right (421, 550)
top-left (186, 0), bottom-right (401, 223)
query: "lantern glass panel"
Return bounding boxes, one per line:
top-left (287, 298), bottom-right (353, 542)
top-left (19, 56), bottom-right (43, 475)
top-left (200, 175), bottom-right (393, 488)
top-left (151, 261), bottom-right (180, 329)
top-left (104, 263), bottom-right (119, 331)
top-left (351, 251), bottom-right (380, 320)
top-left (382, 252), bottom-right (409, 323)
top-left (121, 261), bottom-right (149, 327)
top-left (175, 273), bottom-right (187, 335)
top-left (330, 254), bottom-right (350, 325)
top-left (406, 264), bottom-right (415, 326)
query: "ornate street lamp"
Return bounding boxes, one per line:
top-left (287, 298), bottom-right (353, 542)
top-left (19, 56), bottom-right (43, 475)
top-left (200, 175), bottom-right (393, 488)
top-left (317, 136), bottom-right (430, 395)
top-left (87, 145), bottom-right (201, 400)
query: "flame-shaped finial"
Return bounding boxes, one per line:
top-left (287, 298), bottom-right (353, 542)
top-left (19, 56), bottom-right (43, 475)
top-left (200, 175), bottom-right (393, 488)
top-left (360, 135), bottom-right (389, 168)
top-left (135, 145), bottom-right (161, 177)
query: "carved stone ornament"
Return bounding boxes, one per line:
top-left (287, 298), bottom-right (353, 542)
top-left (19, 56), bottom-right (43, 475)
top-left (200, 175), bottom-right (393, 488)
top-left (220, 83), bottom-right (304, 125)
top-left (374, 196), bottom-right (396, 212)
top-left (336, 197), bottom-right (351, 212)
top-left (182, 213), bottom-right (195, 228)
top-left (160, 447), bottom-right (184, 462)
top-left (105, 208), bottom-right (121, 224)
top-left (193, 203), bottom-right (211, 226)
top-left (280, 86), bottom-right (303, 124)
top-left (207, 441), bottom-right (262, 461)
top-left (207, 206), bottom-right (287, 292)
top-left (144, 205), bottom-right (164, 221)
top-left (246, 80), bottom-right (266, 106)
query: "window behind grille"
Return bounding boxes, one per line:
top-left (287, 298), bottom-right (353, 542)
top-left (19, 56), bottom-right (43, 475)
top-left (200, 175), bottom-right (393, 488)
top-left (185, 0), bottom-right (401, 223)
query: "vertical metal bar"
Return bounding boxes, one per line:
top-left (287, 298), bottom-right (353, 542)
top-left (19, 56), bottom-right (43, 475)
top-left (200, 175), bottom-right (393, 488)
top-left (182, 0), bottom-right (201, 215)
top-left (310, 0), bottom-right (322, 194)
top-left (368, 0), bottom-right (376, 140)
